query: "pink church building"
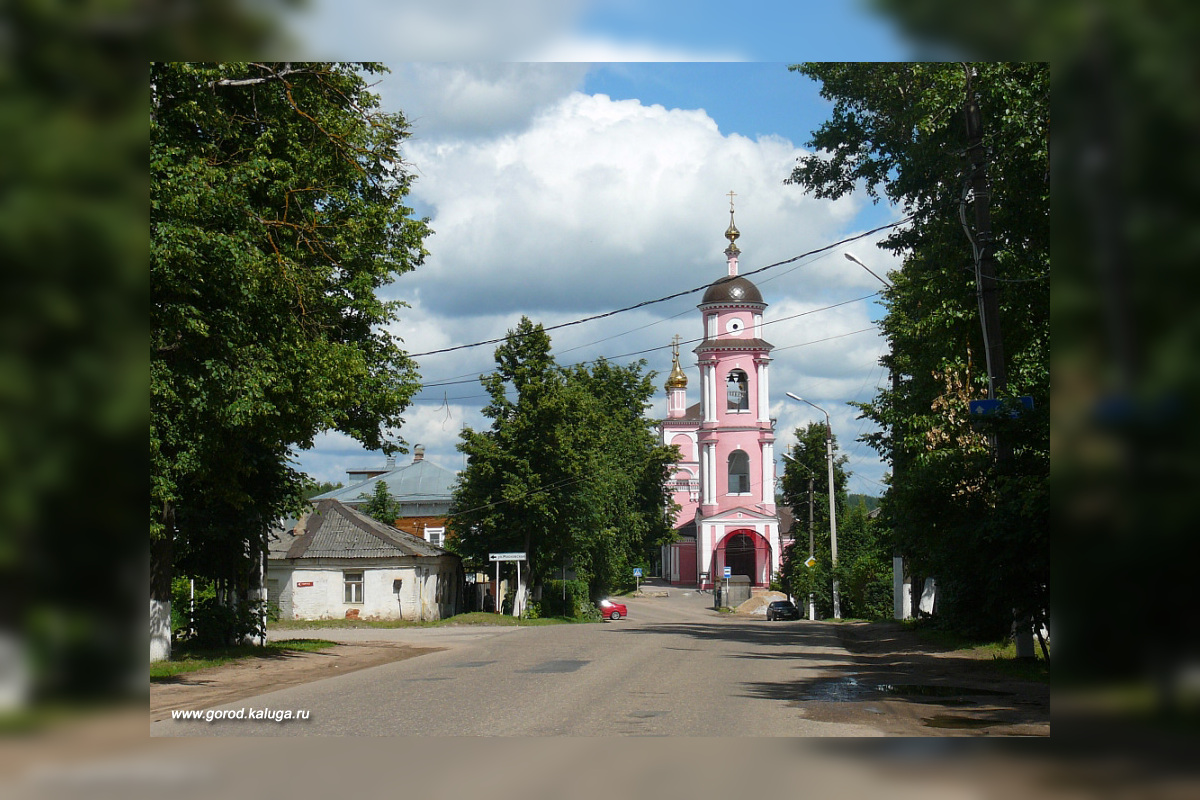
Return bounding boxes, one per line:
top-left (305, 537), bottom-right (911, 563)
top-left (661, 205), bottom-right (786, 590)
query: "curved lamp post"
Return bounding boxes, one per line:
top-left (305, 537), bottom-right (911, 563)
top-left (785, 392), bottom-right (840, 619)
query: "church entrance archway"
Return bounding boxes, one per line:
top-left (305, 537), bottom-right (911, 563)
top-left (716, 529), bottom-right (770, 586)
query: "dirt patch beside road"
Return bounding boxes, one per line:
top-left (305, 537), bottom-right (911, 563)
top-left (150, 642), bottom-right (441, 722)
top-left (791, 621), bottom-right (1050, 736)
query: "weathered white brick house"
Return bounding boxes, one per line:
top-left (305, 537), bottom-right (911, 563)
top-left (268, 499), bottom-right (462, 621)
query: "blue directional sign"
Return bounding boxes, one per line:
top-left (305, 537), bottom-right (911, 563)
top-left (969, 396), bottom-right (1034, 417)
top-left (723, 566), bottom-right (732, 578)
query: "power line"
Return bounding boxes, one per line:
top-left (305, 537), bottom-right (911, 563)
top-left (418, 292), bottom-right (882, 390)
top-left (406, 217), bottom-right (911, 359)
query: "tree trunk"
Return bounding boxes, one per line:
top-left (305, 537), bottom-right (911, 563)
top-left (150, 533), bottom-right (172, 662)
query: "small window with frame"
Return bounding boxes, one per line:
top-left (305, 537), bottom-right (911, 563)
top-left (344, 571), bottom-right (364, 604)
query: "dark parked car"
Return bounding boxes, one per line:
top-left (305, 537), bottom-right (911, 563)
top-left (766, 600), bottom-right (800, 621)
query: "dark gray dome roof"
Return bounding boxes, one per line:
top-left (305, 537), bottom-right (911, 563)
top-left (700, 275), bottom-right (764, 305)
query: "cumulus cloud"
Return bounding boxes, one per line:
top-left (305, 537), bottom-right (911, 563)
top-left (283, 0), bottom-right (590, 61)
top-left (399, 91), bottom-right (862, 320)
top-left (297, 70), bottom-right (902, 493)
top-left (381, 64), bottom-right (592, 141)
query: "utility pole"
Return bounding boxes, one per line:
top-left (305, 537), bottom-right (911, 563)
top-left (786, 393), bottom-right (840, 619)
top-left (965, 65), bottom-right (1036, 658)
top-left (807, 474), bottom-right (815, 621)
top-left (963, 64), bottom-right (1007, 400)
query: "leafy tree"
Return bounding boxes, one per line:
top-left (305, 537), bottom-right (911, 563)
top-left (151, 62), bottom-right (430, 658)
top-left (778, 422), bottom-right (848, 616)
top-left (302, 479), bottom-right (344, 501)
top-left (834, 502), bottom-right (893, 621)
top-left (787, 62), bottom-right (1048, 637)
top-left (359, 480), bottom-right (401, 525)
top-left (450, 317), bottom-right (677, 600)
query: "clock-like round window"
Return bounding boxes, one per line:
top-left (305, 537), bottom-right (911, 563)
top-left (725, 317), bottom-right (745, 334)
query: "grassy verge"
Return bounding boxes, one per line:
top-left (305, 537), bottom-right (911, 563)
top-left (905, 621), bottom-right (1050, 682)
top-left (149, 638), bottom-right (337, 681)
top-left (270, 611), bottom-right (593, 631)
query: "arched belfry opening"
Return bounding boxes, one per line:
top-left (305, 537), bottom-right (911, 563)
top-left (726, 369), bottom-right (749, 411)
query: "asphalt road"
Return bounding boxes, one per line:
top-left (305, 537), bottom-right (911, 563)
top-left (151, 586), bottom-right (890, 737)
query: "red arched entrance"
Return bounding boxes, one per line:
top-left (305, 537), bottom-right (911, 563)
top-left (714, 529), bottom-right (771, 587)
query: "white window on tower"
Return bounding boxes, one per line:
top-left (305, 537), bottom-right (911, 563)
top-left (426, 527), bottom-right (444, 547)
top-left (344, 571), bottom-right (364, 604)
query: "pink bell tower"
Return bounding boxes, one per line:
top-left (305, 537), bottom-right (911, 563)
top-left (661, 194), bottom-right (782, 590)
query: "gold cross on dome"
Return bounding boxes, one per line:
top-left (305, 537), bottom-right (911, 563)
top-left (727, 190), bottom-right (737, 212)
top-left (671, 333), bottom-right (681, 358)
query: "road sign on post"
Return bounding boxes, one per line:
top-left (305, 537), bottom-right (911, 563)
top-left (723, 566), bottom-right (732, 578)
top-left (969, 396), bottom-right (1034, 418)
top-left (633, 567), bottom-right (642, 593)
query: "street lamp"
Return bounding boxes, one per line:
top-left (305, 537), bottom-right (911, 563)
top-left (844, 252), bottom-right (892, 288)
top-left (785, 392), bottom-right (840, 619)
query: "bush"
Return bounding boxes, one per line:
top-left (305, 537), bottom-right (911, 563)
top-left (540, 580), bottom-right (592, 618)
top-left (836, 552), bottom-right (893, 621)
top-left (190, 595), bottom-right (265, 647)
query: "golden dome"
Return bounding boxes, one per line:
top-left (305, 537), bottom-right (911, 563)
top-left (665, 335), bottom-right (688, 389)
top-left (666, 358), bottom-right (688, 389)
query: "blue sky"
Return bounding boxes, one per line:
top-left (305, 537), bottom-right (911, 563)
top-left (284, 4), bottom-right (916, 499)
top-left (577, 1), bottom-right (911, 61)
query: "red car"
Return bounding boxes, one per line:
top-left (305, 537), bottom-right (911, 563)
top-left (598, 599), bottom-right (627, 621)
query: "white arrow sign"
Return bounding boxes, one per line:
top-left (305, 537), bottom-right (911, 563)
top-left (489, 552), bottom-right (526, 561)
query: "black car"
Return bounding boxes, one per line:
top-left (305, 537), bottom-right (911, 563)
top-left (766, 600), bottom-right (800, 621)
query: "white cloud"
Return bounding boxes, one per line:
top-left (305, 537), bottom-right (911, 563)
top-left (298, 82), bottom-right (901, 495)
top-left (380, 64), bottom-right (591, 141)
top-left (283, 0), bottom-right (590, 61)
top-left (400, 92), bottom-right (863, 320)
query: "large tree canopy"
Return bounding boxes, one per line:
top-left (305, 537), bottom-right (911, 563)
top-left (150, 62), bottom-right (429, 654)
top-left (450, 317), bottom-right (678, 601)
top-left (788, 62), bottom-right (1049, 637)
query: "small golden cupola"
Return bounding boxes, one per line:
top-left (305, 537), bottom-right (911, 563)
top-left (665, 334), bottom-right (688, 389)
top-left (724, 190), bottom-right (740, 276)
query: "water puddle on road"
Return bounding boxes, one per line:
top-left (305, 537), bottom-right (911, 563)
top-left (879, 683), bottom-right (1011, 698)
top-left (805, 675), bottom-right (874, 702)
top-left (801, 677), bottom-right (1012, 704)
